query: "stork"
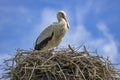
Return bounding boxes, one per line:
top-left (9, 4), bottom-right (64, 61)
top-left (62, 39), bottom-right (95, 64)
top-left (34, 10), bottom-right (69, 52)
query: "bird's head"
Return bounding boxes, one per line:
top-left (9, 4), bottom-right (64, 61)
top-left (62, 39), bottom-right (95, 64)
top-left (57, 11), bottom-right (69, 29)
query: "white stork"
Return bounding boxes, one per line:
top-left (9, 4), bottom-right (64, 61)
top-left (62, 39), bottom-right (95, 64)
top-left (34, 11), bottom-right (69, 52)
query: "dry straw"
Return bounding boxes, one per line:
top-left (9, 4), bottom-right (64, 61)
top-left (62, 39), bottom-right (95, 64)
top-left (1, 45), bottom-right (120, 80)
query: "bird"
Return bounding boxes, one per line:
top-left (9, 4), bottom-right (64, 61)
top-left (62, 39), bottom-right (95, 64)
top-left (34, 10), bottom-right (69, 52)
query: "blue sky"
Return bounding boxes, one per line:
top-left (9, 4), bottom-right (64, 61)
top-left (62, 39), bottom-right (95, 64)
top-left (0, 0), bottom-right (120, 75)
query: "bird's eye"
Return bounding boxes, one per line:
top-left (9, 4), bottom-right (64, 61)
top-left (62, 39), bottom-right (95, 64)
top-left (61, 13), bottom-right (64, 17)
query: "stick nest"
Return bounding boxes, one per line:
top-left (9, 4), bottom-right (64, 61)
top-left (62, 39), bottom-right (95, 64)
top-left (1, 46), bottom-right (120, 80)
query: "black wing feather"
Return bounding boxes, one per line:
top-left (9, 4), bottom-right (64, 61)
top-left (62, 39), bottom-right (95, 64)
top-left (34, 32), bottom-right (54, 50)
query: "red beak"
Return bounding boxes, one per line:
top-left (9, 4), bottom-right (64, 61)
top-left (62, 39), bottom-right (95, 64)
top-left (64, 17), bottom-right (69, 29)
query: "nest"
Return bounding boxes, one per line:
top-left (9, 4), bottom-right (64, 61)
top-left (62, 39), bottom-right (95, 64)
top-left (1, 46), bottom-right (120, 80)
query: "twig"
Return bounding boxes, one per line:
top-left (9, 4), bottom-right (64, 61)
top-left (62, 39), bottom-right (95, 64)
top-left (56, 63), bottom-right (67, 80)
top-left (70, 60), bottom-right (87, 80)
top-left (29, 62), bottom-right (36, 80)
top-left (68, 44), bottom-right (74, 52)
top-left (41, 54), bottom-right (55, 66)
top-left (83, 45), bottom-right (89, 56)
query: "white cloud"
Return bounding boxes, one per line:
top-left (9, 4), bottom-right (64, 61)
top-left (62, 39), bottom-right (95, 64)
top-left (97, 22), bottom-right (112, 40)
top-left (96, 22), bottom-right (118, 61)
top-left (0, 53), bottom-right (12, 77)
top-left (61, 24), bottom-right (91, 46)
top-left (33, 8), bottom-right (57, 35)
top-left (0, 54), bottom-right (12, 64)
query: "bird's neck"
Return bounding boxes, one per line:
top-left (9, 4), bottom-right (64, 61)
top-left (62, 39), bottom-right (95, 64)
top-left (58, 18), bottom-right (66, 23)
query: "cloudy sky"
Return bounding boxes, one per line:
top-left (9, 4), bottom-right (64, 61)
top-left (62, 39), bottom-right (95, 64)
top-left (0, 0), bottom-right (120, 74)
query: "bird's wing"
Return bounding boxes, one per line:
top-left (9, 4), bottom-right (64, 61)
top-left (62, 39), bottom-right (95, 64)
top-left (36, 24), bottom-right (54, 44)
top-left (34, 24), bottom-right (54, 50)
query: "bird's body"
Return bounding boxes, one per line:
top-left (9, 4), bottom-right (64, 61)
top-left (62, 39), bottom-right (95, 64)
top-left (34, 11), bottom-right (69, 52)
